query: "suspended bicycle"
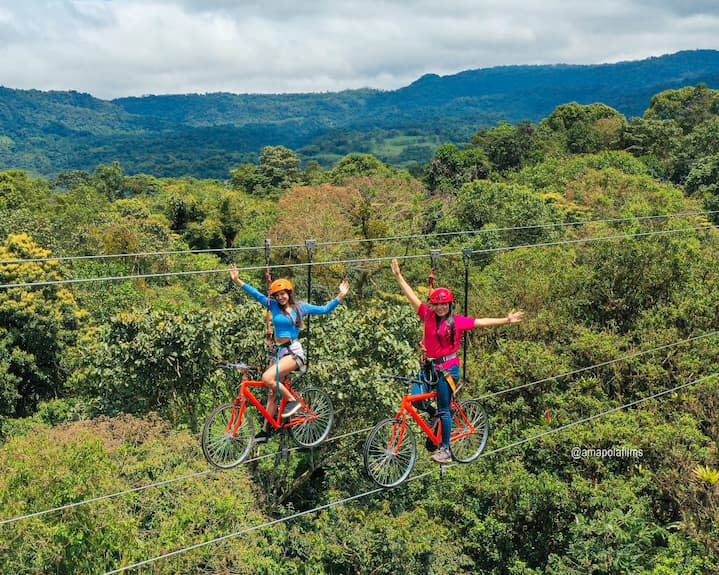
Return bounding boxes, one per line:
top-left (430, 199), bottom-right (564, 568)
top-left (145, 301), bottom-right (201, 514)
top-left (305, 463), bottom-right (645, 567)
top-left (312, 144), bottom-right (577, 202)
top-left (201, 361), bottom-right (334, 469)
top-left (363, 374), bottom-right (489, 488)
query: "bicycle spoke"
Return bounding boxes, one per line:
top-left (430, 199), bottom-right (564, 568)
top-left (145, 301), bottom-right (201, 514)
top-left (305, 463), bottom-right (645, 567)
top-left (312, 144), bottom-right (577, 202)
top-left (201, 404), bottom-right (254, 469)
top-left (289, 388), bottom-right (334, 447)
top-left (363, 419), bottom-right (416, 488)
top-left (450, 400), bottom-right (489, 463)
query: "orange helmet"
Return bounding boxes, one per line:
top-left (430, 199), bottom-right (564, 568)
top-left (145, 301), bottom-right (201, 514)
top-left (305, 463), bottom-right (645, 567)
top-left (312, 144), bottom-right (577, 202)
top-left (428, 287), bottom-right (454, 304)
top-left (269, 278), bottom-right (293, 294)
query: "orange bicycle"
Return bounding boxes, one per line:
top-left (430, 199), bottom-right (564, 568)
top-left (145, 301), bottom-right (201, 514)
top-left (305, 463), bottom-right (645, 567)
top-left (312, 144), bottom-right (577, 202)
top-left (363, 374), bottom-right (489, 487)
top-left (201, 362), bottom-right (334, 469)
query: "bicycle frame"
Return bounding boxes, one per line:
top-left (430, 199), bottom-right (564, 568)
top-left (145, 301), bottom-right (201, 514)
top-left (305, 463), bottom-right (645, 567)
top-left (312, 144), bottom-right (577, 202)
top-left (396, 390), bottom-right (439, 444)
top-left (224, 370), bottom-right (314, 437)
top-left (364, 374), bottom-right (489, 487)
top-left (389, 389), bottom-right (477, 451)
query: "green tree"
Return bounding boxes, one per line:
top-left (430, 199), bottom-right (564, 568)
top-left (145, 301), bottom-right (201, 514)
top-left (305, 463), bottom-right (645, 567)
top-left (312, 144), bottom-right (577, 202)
top-left (684, 154), bottom-right (719, 224)
top-left (425, 143), bottom-right (488, 194)
top-left (472, 120), bottom-right (539, 172)
top-left (453, 179), bottom-right (564, 250)
top-left (644, 84), bottom-right (719, 133)
top-left (92, 161), bottom-right (125, 200)
top-left (231, 145), bottom-right (303, 197)
top-left (0, 233), bottom-right (87, 417)
top-left (326, 153), bottom-right (393, 184)
top-left (622, 117), bottom-right (684, 181)
top-left (0, 415), bottom-right (280, 574)
top-left (542, 102), bottom-right (626, 154)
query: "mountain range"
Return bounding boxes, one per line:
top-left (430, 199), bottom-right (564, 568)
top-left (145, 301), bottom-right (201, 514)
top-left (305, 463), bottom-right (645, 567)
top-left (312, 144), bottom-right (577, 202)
top-left (1, 49), bottom-right (718, 179)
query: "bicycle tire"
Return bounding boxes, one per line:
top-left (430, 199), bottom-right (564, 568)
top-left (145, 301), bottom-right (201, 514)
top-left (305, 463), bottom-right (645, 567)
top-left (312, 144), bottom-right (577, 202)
top-left (288, 387), bottom-right (334, 447)
top-left (363, 418), bottom-right (417, 488)
top-left (450, 399), bottom-right (489, 463)
top-left (201, 403), bottom-right (254, 469)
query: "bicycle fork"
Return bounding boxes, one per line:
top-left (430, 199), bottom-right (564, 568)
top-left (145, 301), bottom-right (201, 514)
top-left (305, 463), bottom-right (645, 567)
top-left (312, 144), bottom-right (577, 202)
top-left (387, 415), bottom-right (410, 454)
top-left (226, 396), bottom-right (247, 438)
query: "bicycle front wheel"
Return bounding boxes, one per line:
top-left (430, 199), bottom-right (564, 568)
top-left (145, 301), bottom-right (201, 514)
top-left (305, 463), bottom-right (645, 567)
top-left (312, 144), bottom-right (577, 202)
top-left (363, 418), bottom-right (416, 488)
top-left (201, 403), bottom-right (254, 469)
top-left (450, 399), bottom-right (489, 463)
top-left (289, 387), bottom-right (334, 447)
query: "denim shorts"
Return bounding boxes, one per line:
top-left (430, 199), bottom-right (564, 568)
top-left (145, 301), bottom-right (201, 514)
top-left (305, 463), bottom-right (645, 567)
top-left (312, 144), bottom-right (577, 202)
top-left (275, 340), bottom-right (306, 372)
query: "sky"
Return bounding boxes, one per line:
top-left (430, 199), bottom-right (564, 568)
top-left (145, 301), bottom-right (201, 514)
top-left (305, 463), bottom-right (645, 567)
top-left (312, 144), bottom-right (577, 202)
top-left (1, 0), bottom-right (718, 100)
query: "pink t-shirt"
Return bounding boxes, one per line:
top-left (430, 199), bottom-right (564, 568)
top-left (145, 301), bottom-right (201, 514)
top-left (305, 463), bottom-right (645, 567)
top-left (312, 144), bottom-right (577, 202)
top-left (418, 303), bottom-right (475, 369)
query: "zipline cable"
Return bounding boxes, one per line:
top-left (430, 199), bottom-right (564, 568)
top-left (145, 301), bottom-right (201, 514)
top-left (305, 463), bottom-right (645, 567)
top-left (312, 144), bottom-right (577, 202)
top-left (99, 372), bottom-right (718, 575)
top-left (2, 210), bottom-right (715, 266)
top-left (1, 223), bottom-right (716, 290)
top-left (0, 426), bottom-right (373, 526)
top-left (4, 327), bottom-right (716, 526)
top-left (476, 330), bottom-right (719, 400)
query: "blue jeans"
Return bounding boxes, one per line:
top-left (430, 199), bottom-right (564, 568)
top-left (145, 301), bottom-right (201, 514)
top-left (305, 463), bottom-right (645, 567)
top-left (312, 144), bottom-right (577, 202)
top-left (414, 364), bottom-right (460, 449)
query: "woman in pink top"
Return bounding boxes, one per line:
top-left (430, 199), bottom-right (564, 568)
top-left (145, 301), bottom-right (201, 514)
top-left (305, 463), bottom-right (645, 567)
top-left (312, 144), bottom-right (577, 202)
top-left (391, 259), bottom-right (525, 464)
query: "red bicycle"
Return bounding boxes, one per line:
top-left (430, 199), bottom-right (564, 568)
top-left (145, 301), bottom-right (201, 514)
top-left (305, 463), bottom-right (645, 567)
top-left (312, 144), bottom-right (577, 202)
top-left (363, 374), bottom-right (489, 487)
top-left (201, 362), bottom-right (334, 469)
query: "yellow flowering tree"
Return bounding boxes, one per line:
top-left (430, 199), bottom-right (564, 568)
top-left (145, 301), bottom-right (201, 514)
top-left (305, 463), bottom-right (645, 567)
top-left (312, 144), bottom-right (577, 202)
top-left (0, 233), bottom-right (87, 417)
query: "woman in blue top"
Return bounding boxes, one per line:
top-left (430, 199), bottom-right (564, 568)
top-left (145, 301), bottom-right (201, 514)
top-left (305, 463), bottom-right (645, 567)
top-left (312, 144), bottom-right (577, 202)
top-left (230, 264), bottom-right (350, 442)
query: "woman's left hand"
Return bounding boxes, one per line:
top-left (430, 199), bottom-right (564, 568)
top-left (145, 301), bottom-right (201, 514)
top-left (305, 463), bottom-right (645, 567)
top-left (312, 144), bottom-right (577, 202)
top-left (337, 280), bottom-right (350, 300)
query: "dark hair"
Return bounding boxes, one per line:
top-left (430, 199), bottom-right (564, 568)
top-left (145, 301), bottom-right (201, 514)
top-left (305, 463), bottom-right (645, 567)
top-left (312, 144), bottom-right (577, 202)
top-left (279, 291), bottom-right (303, 328)
top-left (434, 303), bottom-right (455, 345)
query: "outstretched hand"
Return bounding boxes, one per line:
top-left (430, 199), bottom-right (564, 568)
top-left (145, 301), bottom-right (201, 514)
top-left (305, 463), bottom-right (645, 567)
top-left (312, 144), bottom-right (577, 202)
top-left (229, 263), bottom-right (243, 286)
top-left (337, 280), bottom-right (350, 300)
top-left (507, 310), bottom-right (525, 324)
top-left (391, 258), bottom-right (401, 277)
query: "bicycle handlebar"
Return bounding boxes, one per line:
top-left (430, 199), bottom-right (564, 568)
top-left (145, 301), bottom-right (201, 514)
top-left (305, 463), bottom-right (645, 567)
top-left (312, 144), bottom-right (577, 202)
top-left (379, 373), bottom-right (422, 385)
top-left (218, 361), bottom-right (254, 371)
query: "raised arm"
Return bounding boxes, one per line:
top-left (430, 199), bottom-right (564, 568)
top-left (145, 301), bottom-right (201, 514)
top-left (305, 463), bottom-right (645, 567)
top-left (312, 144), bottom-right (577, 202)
top-left (299, 280), bottom-right (351, 315)
top-left (229, 264), bottom-right (269, 306)
top-left (473, 310), bottom-right (525, 329)
top-left (391, 258), bottom-right (421, 312)
top-left (229, 263), bottom-right (244, 287)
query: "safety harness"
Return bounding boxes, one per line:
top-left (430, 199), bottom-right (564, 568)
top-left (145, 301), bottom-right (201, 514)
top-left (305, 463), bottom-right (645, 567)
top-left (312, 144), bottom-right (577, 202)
top-left (264, 239), bottom-right (282, 401)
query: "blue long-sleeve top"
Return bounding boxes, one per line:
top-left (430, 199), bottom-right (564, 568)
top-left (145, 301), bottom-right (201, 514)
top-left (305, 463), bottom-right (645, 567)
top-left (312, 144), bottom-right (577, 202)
top-left (241, 282), bottom-right (341, 339)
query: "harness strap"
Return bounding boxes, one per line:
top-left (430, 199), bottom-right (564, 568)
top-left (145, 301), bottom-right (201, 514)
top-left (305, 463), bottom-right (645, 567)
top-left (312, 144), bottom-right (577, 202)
top-left (275, 346), bottom-right (281, 406)
top-left (443, 371), bottom-right (457, 394)
top-left (427, 352), bottom-right (457, 363)
top-left (264, 239), bottom-right (273, 353)
top-left (426, 354), bottom-right (458, 394)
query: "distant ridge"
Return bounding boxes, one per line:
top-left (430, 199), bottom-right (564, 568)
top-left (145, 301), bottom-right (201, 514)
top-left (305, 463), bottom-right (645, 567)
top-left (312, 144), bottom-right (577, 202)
top-left (1, 50), bottom-right (718, 178)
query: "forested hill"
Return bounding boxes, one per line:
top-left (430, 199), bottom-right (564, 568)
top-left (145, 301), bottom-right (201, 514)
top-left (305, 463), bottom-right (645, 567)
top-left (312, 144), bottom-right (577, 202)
top-left (1, 49), bottom-right (718, 178)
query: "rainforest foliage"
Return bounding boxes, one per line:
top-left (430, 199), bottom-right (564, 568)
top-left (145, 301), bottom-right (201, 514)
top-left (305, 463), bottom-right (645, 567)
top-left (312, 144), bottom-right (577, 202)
top-left (1, 84), bottom-right (719, 574)
top-left (2, 50), bottom-right (719, 178)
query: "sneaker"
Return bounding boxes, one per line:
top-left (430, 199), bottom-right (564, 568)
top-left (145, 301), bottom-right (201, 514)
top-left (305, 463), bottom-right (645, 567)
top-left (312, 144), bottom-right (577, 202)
top-left (254, 429), bottom-right (272, 444)
top-left (281, 400), bottom-right (302, 418)
top-left (431, 446), bottom-right (453, 464)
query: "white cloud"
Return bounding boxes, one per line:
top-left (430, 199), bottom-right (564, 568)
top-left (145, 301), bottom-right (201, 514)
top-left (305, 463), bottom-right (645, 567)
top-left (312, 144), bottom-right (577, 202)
top-left (0, 0), bottom-right (717, 99)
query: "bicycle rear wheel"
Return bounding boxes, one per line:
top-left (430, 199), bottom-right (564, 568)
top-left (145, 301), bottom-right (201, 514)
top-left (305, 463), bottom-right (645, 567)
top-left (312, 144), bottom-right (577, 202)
top-left (363, 418), bottom-right (416, 488)
top-left (201, 403), bottom-right (254, 469)
top-left (289, 387), bottom-right (334, 447)
top-left (450, 399), bottom-right (489, 463)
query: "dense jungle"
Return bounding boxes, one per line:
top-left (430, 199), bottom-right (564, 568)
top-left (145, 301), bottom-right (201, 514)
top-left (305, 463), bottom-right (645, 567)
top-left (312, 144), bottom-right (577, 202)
top-left (1, 83), bottom-right (719, 574)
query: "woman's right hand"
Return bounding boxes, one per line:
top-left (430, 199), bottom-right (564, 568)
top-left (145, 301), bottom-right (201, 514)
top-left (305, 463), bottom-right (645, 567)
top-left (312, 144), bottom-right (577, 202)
top-left (229, 264), bottom-right (243, 286)
top-left (391, 258), bottom-right (401, 277)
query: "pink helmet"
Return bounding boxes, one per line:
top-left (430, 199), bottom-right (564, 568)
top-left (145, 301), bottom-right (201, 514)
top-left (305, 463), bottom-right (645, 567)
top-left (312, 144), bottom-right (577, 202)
top-left (428, 287), bottom-right (454, 304)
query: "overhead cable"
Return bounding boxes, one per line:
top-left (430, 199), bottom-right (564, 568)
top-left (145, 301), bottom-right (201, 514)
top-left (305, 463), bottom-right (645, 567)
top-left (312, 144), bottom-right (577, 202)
top-left (1, 209), bottom-right (715, 266)
top-left (1, 223), bottom-right (716, 290)
top-left (99, 372), bottom-right (717, 574)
